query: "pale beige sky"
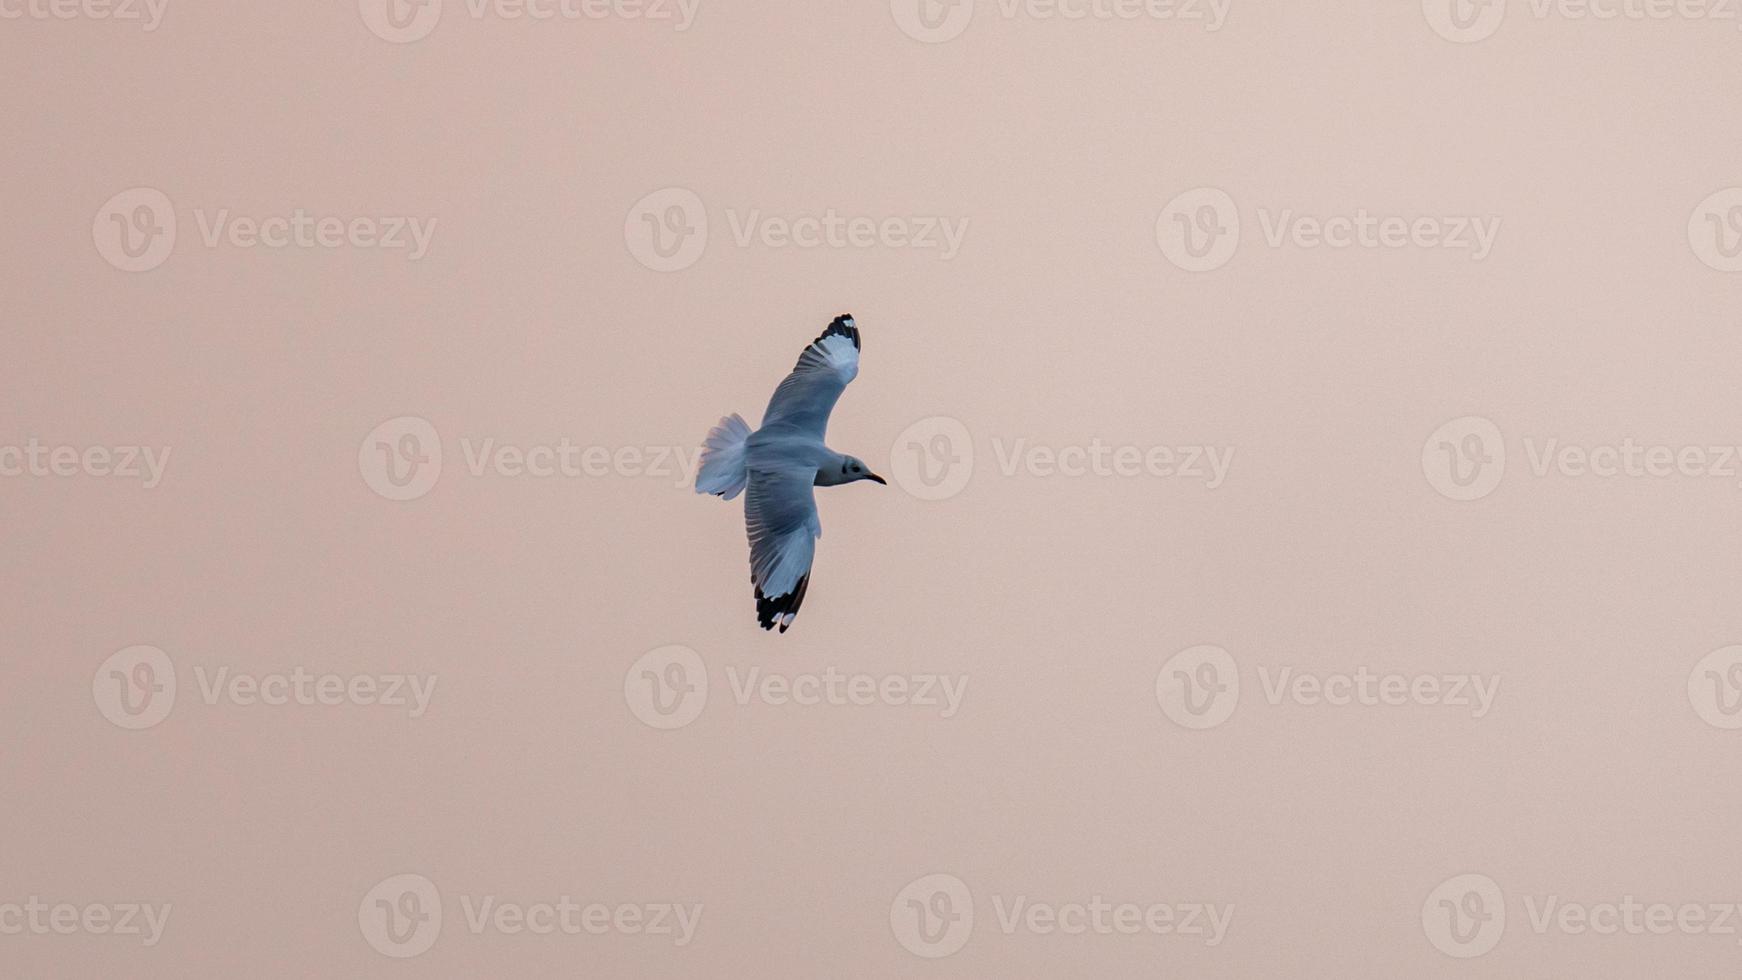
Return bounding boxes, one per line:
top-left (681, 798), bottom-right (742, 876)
top-left (5, 1), bottom-right (1742, 976)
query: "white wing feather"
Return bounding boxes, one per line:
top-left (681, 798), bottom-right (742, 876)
top-left (760, 316), bottom-right (861, 438)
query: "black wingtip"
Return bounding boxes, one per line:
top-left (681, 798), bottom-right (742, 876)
top-left (818, 314), bottom-right (860, 351)
top-left (755, 574), bottom-right (811, 633)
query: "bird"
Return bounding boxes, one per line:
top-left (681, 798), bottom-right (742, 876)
top-left (695, 314), bottom-right (886, 632)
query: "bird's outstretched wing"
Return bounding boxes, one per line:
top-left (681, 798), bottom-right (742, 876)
top-left (761, 315), bottom-right (860, 438)
top-left (745, 464), bottom-right (821, 632)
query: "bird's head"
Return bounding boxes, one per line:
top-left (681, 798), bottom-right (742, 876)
top-left (831, 455), bottom-right (886, 486)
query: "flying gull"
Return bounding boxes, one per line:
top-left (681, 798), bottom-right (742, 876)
top-left (695, 314), bottom-right (885, 632)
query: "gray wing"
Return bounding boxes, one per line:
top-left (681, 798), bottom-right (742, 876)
top-left (761, 315), bottom-right (861, 438)
top-left (745, 464), bottom-right (821, 633)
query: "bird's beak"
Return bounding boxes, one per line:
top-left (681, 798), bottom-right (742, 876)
top-left (867, 472), bottom-right (887, 485)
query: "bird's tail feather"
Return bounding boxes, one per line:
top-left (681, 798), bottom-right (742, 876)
top-left (695, 413), bottom-right (752, 500)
